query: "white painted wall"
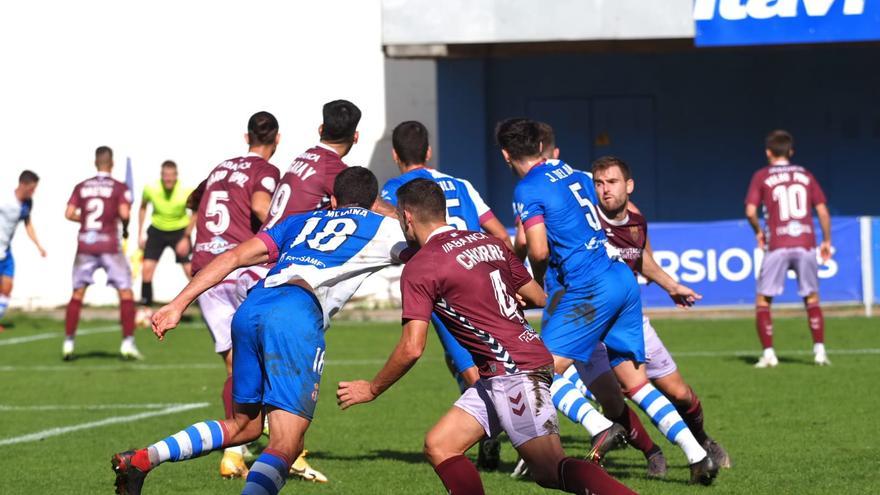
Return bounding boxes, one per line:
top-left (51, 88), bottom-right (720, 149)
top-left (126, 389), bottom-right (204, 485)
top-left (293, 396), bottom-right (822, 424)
top-left (0, 0), bottom-right (387, 309)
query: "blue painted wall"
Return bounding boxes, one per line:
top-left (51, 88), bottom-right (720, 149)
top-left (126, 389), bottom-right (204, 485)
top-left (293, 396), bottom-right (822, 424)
top-left (437, 45), bottom-right (880, 225)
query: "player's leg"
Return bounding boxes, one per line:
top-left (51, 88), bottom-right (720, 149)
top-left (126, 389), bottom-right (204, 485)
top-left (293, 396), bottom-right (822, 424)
top-left (0, 274), bottom-right (12, 331)
top-left (172, 228), bottom-right (193, 280)
top-left (104, 253), bottom-right (139, 359)
top-left (755, 249), bottom-right (789, 367)
top-left (64, 254), bottom-right (97, 360)
top-left (424, 406), bottom-right (487, 494)
top-left (139, 226), bottom-right (165, 306)
top-left (795, 248), bottom-right (829, 364)
top-left (243, 407), bottom-right (311, 495)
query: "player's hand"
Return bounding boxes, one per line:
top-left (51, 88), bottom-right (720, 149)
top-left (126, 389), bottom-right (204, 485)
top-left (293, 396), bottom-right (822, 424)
top-left (668, 283), bottom-right (702, 308)
top-left (151, 304), bottom-right (183, 341)
top-left (336, 380), bottom-right (377, 410)
top-left (819, 240), bottom-right (833, 262)
top-left (138, 235), bottom-right (146, 250)
top-left (755, 231), bottom-right (766, 250)
top-left (38, 247), bottom-right (47, 257)
top-left (175, 236), bottom-right (191, 258)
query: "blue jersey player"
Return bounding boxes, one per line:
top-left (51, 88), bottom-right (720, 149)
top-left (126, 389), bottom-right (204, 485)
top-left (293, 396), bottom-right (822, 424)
top-left (112, 167), bottom-right (408, 495)
top-left (496, 118), bottom-right (718, 485)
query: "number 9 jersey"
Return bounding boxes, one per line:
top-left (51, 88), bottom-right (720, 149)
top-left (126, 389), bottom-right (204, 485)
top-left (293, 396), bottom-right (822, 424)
top-left (513, 159), bottom-right (612, 289)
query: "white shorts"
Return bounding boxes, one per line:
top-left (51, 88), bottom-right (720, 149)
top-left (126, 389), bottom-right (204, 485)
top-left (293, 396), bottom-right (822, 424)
top-left (454, 368), bottom-right (559, 448)
top-left (72, 253), bottom-right (132, 290)
top-left (757, 247), bottom-right (819, 297)
top-left (575, 316), bottom-right (678, 384)
top-left (197, 266), bottom-right (265, 353)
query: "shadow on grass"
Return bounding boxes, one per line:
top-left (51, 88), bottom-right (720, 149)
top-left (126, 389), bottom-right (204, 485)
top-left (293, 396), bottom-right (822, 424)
top-left (307, 449), bottom-right (426, 465)
top-left (64, 350), bottom-right (123, 361)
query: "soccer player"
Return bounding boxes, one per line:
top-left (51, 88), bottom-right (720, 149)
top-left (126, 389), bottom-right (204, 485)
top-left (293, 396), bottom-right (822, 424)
top-left (591, 155), bottom-right (731, 470)
top-left (746, 130), bottom-right (832, 368)
top-left (137, 160), bottom-right (194, 306)
top-left (64, 147), bottom-right (140, 360)
top-left (112, 166), bottom-right (408, 495)
top-left (497, 118), bottom-right (717, 485)
top-left (379, 120), bottom-right (512, 469)
top-left (337, 179), bottom-right (636, 495)
top-left (188, 111), bottom-right (280, 478)
top-left (263, 99), bottom-right (365, 228)
top-left (0, 170), bottom-right (47, 332)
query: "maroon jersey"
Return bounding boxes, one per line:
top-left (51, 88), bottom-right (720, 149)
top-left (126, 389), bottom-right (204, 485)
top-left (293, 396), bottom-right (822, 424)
top-left (263, 144), bottom-right (348, 229)
top-left (745, 164), bottom-right (827, 251)
top-left (401, 227), bottom-right (552, 378)
top-left (600, 210), bottom-right (647, 274)
top-left (191, 154), bottom-right (279, 274)
top-left (67, 173), bottom-right (132, 255)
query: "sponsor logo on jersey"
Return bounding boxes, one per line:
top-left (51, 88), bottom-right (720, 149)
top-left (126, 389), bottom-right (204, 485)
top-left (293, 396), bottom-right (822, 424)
top-left (195, 236), bottom-right (233, 255)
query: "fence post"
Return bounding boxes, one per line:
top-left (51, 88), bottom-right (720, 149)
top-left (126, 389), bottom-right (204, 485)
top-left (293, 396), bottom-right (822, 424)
top-left (860, 216), bottom-right (874, 317)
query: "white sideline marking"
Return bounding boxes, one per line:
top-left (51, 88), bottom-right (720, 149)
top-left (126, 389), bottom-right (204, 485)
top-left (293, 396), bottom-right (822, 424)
top-left (0, 403), bottom-right (201, 411)
top-left (0, 322), bottom-right (201, 347)
top-left (0, 363), bottom-right (220, 372)
top-left (0, 402), bottom-right (209, 447)
top-left (671, 348), bottom-right (880, 358)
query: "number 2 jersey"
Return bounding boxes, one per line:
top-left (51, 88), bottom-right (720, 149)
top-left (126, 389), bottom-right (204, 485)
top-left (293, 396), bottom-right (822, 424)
top-left (401, 227), bottom-right (551, 378)
top-left (67, 172), bottom-right (132, 255)
top-left (191, 154), bottom-right (279, 274)
top-left (256, 207), bottom-right (407, 329)
top-left (745, 163), bottom-right (827, 251)
top-left (513, 159), bottom-right (612, 290)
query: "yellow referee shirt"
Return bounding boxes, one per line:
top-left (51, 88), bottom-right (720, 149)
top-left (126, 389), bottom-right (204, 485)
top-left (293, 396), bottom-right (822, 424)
top-left (142, 180), bottom-right (192, 232)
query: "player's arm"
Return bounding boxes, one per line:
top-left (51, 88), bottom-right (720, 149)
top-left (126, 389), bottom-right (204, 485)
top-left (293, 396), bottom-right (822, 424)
top-left (513, 219), bottom-right (528, 261)
top-left (151, 236), bottom-right (271, 340)
top-left (23, 217), bottom-right (47, 257)
top-left (815, 203), bottom-right (832, 261)
top-left (336, 319), bottom-right (429, 409)
top-left (176, 213), bottom-right (197, 258)
top-left (524, 222), bottom-right (549, 288)
top-left (119, 201), bottom-right (131, 240)
top-left (481, 216), bottom-right (514, 252)
top-left (744, 203), bottom-right (765, 250)
top-left (516, 279), bottom-right (547, 309)
top-left (138, 193), bottom-right (149, 249)
top-left (371, 198), bottom-right (398, 218)
top-left (640, 235), bottom-right (701, 308)
top-left (250, 191), bottom-right (272, 224)
top-left (64, 203), bottom-right (80, 223)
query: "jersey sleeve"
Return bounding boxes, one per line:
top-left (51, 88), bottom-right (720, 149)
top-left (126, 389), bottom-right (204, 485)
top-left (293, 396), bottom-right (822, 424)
top-left (188, 179), bottom-right (207, 210)
top-left (323, 161), bottom-right (348, 198)
top-left (252, 164), bottom-right (279, 196)
top-left (506, 245), bottom-right (533, 290)
top-left (258, 214), bottom-right (295, 263)
top-left (119, 182), bottom-right (133, 205)
top-left (744, 170), bottom-right (763, 207)
top-left (21, 199), bottom-right (33, 223)
top-left (809, 172), bottom-right (827, 206)
top-left (67, 185), bottom-right (80, 208)
top-left (460, 179), bottom-right (495, 224)
top-left (376, 217), bottom-right (409, 264)
top-left (513, 182), bottom-right (545, 230)
top-left (400, 257), bottom-right (437, 322)
top-left (380, 179), bottom-right (399, 206)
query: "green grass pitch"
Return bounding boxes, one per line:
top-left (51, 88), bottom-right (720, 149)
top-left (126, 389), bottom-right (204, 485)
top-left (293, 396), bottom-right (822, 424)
top-left (0, 313), bottom-right (878, 494)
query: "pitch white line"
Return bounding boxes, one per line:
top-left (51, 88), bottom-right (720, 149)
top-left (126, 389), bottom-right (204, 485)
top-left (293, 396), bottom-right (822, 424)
top-left (0, 323), bottom-right (201, 347)
top-left (0, 402), bottom-right (209, 447)
top-left (0, 403), bottom-right (202, 411)
top-left (672, 348), bottom-right (880, 358)
top-left (0, 363), bottom-right (220, 372)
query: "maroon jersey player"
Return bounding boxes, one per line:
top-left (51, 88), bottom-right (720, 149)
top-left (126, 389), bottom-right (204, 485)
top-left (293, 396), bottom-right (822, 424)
top-left (189, 111), bottom-right (280, 478)
top-left (63, 146), bottom-right (139, 361)
top-left (263, 100), bottom-right (361, 228)
top-left (337, 179), bottom-right (636, 495)
top-left (745, 130), bottom-right (832, 368)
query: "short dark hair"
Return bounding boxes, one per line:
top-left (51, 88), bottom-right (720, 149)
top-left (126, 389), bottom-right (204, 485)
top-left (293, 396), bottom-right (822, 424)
top-left (161, 160), bottom-right (177, 170)
top-left (766, 130), bottom-right (793, 158)
top-left (396, 178), bottom-right (446, 223)
top-left (591, 156), bottom-right (632, 181)
top-left (333, 166), bottom-right (377, 209)
top-left (95, 146), bottom-right (113, 159)
top-left (392, 121), bottom-right (429, 166)
top-left (495, 118), bottom-right (542, 161)
top-left (536, 121), bottom-right (556, 154)
top-left (247, 111), bottom-right (279, 146)
top-left (18, 170), bottom-right (39, 184)
top-left (321, 100), bottom-right (361, 143)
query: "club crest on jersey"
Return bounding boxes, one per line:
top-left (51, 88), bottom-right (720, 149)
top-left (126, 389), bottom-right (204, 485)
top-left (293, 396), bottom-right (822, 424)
top-left (629, 226), bottom-right (641, 243)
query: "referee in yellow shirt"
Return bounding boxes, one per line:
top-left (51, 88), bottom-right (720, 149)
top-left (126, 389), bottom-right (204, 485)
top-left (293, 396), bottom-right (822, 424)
top-left (137, 160), bottom-right (193, 306)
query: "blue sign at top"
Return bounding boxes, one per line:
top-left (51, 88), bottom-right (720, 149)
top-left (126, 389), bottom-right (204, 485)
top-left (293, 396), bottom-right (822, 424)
top-left (694, 0), bottom-right (880, 46)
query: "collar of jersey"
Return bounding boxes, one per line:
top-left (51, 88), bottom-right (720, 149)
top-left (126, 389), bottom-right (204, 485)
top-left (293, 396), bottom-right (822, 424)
top-left (523, 160), bottom-right (549, 178)
top-left (316, 142), bottom-right (339, 155)
top-left (598, 207), bottom-right (629, 226)
top-left (96, 171), bottom-right (111, 178)
top-left (426, 225), bottom-right (456, 243)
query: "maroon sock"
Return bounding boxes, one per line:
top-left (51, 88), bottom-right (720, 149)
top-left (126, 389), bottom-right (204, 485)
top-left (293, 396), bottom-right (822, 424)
top-left (675, 388), bottom-right (708, 444)
top-left (222, 376), bottom-right (234, 419)
top-left (120, 299), bottom-right (136, 338)
top-left (434, 455), bottom-right (484, 495)
top-left (557, 457), bottom-right (637, 495)
top-left (756, 307), bottom-right (773, 349)
top-left (806, 303), bottom-right (825, 344)
top-left (609, 404), bottom-right (657, 457)
top-left (65, 298), bottom-right (83, 337)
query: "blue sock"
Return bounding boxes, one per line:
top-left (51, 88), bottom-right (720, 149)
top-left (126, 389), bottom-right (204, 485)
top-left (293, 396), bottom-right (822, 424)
top-left (147, 420), bottom-right (225, 466)
top-left (563, 363), bottom-right (597, 401)
top-left (551, 373), bottom-right (613, 436)
top-left (0, 295), bottom-right (8, 320)
top-left (629, 382), bottom-right (706, 464)
top-left (243, 449), bottom-right (290, 495)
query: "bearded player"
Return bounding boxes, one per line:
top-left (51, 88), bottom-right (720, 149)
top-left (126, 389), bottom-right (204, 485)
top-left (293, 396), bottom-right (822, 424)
top-left (188, 111), bottom-right (280, 478)
top-left (746, 130), bottom-right (832, 368)
top-left (337, 179), bottom-right (636, 495)
top-left (64, 147), bottom-right (140, 361)
top-left (111, 167), bottom-right (409, 495)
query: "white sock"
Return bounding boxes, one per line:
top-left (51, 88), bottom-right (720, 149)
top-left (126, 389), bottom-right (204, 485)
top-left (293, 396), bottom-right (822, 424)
top-left (225, 445), bottom-right (245, 455)
top-left (630, 383), bottom-right (707, 464)
top-left (123, 336), bottom-right (135, 346)
top-left (551, 373), bottom-right (613, 436)
top-left (813, 343), bottom-right (826, 355)
top-left (763, 347), bottom-right (777, 360)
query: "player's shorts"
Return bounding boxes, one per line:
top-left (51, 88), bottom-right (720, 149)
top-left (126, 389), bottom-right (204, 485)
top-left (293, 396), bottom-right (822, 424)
top-left (143, 226), bottom-right (189, 263)
top-left (757, 247), bottom-right (819, 297)
top-left (197, 267), bottom-right (264, 354)
top-left (0, 250), bottom-right (14, 278)
top-left (542, 261), bottom-right (645, 367)
top-left (231, 282), bottom-right (325, 420)
top-left (454, 367), bottom-right (559, 448)
top-left (432, 313), bottom-right (475, 374)
top-left (72, 252), bottom-right (132, 290)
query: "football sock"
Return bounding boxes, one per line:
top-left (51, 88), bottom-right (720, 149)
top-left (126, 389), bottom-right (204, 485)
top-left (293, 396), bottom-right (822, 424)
top-left (628, 382), bottom-right (707, 464)
top-left (563, 363), bottom-right (597, 400)
top-left (0, 294), bottom-right (9, 320)
top-left (551, 373), bottom-right (613, 436)
top-left (242, 449), bottom-right (290, 495)
top-left (675, 387), bottom-right (708, 444)
top-left (146, 420), bottom-right (227, 467)
top-left (756, 306), bottom-right (773, 349)
top-left (65, 298), bottom-right (83, 337)
top-left (434, 455), bottom-right (484, 495)
top-left (120, 299), bottom-right (136, 338)
top-left (141, 281), bottom-right (153, 306)
top-left (609, 404), bottom-right (658, 457)
top-left (806, 303), bottom-right (825, 345)
top-left (557, 457), bottom-right (636, 494)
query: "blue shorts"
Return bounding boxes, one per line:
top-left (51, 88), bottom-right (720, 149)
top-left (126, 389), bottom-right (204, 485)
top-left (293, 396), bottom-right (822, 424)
top-left (432, 313), bottom-right (475, 374)
top-left (542, 261), bottom-right (645, 367)
top-left (231, 282), bottom-right (325, 420)
top-left (0, 250), bottom-right (14, 278)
